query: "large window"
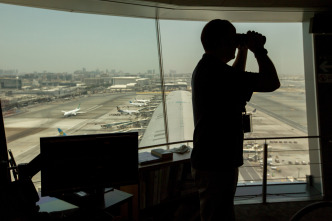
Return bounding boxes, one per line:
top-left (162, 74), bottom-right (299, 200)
top-left (0, 4), bottom-right (162, 190)
top-left (233, 23), bottom-right (309, 186)
top-left (157, 20), bottom-right (205, 146)
top-left (1, 3), bottom-right (320, 202)
top-left (159, 20), bottom-right (311, 189)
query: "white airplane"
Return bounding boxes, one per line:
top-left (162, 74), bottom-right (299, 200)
top-left (61, 104), bottom-right (84, 117)
top-left (135, 98), bottom-right (150, 103)
top-left (129, 101), bottom-right (146, 107)
top-left (117, 106), bottom-right (139, 115)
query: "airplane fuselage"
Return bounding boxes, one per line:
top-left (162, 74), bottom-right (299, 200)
top-left (63, 108), bottom-right (80, 117)
top-left (129, 101), bottom-right (145, 107)
top-left (117, 106), bottom-right (139, 115)
top-left (135, 99), bottom-right (150, 103)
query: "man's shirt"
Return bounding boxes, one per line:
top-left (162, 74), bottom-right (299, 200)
top-left (191, 53), bottom-right (260, 171)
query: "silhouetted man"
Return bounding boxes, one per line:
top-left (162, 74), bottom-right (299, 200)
top-left (191, 19), bottom-right (280, 221)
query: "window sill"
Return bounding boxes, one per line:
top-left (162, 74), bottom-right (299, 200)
top-left (235, 183), bottom-right (322, 205)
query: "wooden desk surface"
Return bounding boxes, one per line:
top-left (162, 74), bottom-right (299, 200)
top-left (39, 189), bottom-right (133, 211)
top-left (38, 194), bottom-right (78, 213)
top-left (103, 189), bottom-right (133, 208)
top-left (138, 148), bottom-right (191, 170)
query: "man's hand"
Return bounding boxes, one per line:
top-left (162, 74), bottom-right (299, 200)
top-left (246, 31), bottom-right (266, 53)
top-left (245, 31), bottom-right (280, 92)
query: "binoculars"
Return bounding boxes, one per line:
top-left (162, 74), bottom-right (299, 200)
top-left (236, 33), bottom-right (266, 46)
top-left (236, 34), bottom-right (248, 46)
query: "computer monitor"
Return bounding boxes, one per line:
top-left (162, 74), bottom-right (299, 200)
top-left (40, 132), bottom-right (138, 199)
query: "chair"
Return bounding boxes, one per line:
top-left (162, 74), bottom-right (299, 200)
top-left (289, 201), bottom-right (332, 221)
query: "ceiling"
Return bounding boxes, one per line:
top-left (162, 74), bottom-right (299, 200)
top-left (0, 0), bottom-right (331, 22)
top-left (142, 0), bottom-right (332, 8)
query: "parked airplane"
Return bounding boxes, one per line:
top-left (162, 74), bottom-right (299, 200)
top-left (117, 106), bottom-right (140, 115)
top-left (61, 104), bottom-right (84, 117)
top-left (129, 101), bottom-right (146, 107)
top-left (57, 128), bottom-right (67, 136)
top-left (135, 98), bottom-right (150, 103)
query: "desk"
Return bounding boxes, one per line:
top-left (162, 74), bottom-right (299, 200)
top-left (138, 150), bottom-right (196, 209)
top-left (103, 189), bottom-right (133, 220)
top-left (139, 148), bottom-right (191, 171)
top-left (37, 194), bottom-right (78, 213)
top-left (37, 189), bottom-right (133, 221)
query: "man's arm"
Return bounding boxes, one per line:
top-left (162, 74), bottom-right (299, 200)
top-left (254, 52), bottom-right (280, 92)
top-left (247, 31), bottom-right (280, 92)
top-left (232, 47), bottom-right (248, 72)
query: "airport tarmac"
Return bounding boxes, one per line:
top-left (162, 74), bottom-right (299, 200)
top-left (3, 89), bottom-right (312, 190)
top-left (240, 89), bottom-right (311, 184)
top-left (4, 92), bottom-right (156, 189)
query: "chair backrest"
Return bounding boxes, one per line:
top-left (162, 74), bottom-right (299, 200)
top-left (290, 201), bottom-right (332, 221)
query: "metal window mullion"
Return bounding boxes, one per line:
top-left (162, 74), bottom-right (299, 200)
top-left (155, 12), bottom-right (169, 149)
top-left (262, 139), bottom-right (268, 204)
top-left (0, 101), bottom-right (11, 185)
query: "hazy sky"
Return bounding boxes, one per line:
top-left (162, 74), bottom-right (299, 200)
top-left (0, 3), bottom-right (304, 75)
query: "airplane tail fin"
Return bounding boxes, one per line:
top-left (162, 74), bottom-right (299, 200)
top-left (58, 128), bottom-right (67, 136)
top-left (77, 103), bottom-right (81, 109)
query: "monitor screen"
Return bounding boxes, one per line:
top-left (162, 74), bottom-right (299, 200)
top-left (40, 132), bottom-right (138, 197)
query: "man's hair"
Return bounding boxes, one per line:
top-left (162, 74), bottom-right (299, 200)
top-left (201, 19), bottom-right (234, 52)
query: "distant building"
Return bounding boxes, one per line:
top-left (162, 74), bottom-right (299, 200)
top-left (136, 78), bottom-right (149, 86)
top-left (110, 77), bottom-right (149, 91)
top-left (112, 77), bottom-right (138, 85)
top-left (108, 83), bottom-right (137, 92)
top-left (84, 78), bottom-right (105, 86)
top-left (0, 78), bottom-right (22, 89)
top-left (40, 81), bottom-right (76, 87)
top-left (164, 82), bottom-right (188, 91)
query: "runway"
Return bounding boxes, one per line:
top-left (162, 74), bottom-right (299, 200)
top-left (239, 89), bottom-right (311, 184)
top-left (249, 91), bottom-right (307, 133)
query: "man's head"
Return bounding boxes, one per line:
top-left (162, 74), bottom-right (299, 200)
top-left (201, 19), bottom-right (237, 62)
